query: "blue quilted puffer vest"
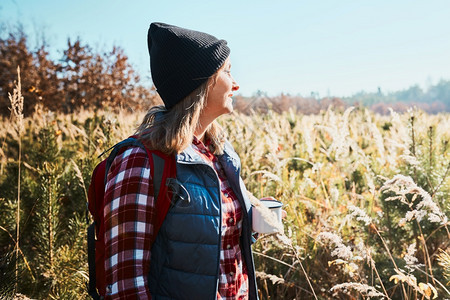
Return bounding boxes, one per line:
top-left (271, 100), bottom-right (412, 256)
top-left (148, 141), bottom-right (258, 299)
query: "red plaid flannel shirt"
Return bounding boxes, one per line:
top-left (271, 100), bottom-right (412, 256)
top-left (103, 140), bottom-right (248, 299)
top-left (192, 137), bottom-right (249, 300)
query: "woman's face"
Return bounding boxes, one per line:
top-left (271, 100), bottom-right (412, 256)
top-left (203, 58), bottom-right (239, 119)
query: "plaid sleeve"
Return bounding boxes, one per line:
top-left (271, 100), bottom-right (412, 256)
top-left (103, 146), bottom-right (155, 299)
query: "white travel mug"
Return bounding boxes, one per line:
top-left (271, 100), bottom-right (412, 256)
top-left (252, 197), bottom-right (283, 234)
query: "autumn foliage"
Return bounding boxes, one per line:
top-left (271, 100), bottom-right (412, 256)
top-left (0, 27), bottom-right (161, 116)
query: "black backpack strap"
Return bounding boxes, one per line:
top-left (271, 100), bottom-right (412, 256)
top-left (87, 223), bottom-right (101, 300)
top-left (152, 153), bottom-right (166, 201)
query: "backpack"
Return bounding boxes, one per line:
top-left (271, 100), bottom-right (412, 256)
top-left (86, 136), bottom-right (176, 299)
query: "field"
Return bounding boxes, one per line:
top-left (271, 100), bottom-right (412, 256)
top-left (1, 95), bottom-right (449, 298)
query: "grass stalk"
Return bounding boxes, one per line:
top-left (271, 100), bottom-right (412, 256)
top-left (414, 220), bottom-right (436, 287)
top-left (0, 225), bottom-right (34, 280)
top-left (426, 126), bottom-right (434, 191)
top-left (410, 115), bottom-right (417, 183)
top-left (71, 160), bottom-right (88, 202)
top-left (8, 66), bottom-right (24, 293)
top-left (16, 129), bottom-right (21, 292)
top-left (282, 235), bottom-right (318, 300)
top-left (253, 250), bottom-right (300, 271)
top-left (413, 265), bottom-right (450, 296)
top-left (367, 249), bottom-right (390, 300)
top-left (374, 225), bottom-right (409, 298)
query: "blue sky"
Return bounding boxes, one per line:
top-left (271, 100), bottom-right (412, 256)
top-left (2, 0), bottom-right (450, 98)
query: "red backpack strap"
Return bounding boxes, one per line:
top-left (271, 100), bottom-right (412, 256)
top-left (130, 135), bottom-right (177, 239)
top-left (145, 149), bottom-right (177, 242)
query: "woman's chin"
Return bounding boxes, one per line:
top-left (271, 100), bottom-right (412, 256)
top-left (226, 99), bottom-right (234, 113)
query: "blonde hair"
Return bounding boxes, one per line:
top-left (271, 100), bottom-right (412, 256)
top-left (136, 75), bottom-right (226, 155)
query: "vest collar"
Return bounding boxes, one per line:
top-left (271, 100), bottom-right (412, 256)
top-left (176, 141), bottom-right (240, 174)
top-left (176, 144), bottom-right (205, 164)
top-left (218, 141), bottom-right (240, 174)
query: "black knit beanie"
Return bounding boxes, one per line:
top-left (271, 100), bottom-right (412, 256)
top-left (148, 22), bottom-right (230, 109)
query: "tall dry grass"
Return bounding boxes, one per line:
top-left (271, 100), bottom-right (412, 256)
top-left (6, 66), bottom-right (24, 294)
top-left (223, 107), bottom-right (449, 299)
top-left (0, 97), bottom-right (449, 299)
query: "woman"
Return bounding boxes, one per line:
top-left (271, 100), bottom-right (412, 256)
top-left (103, 22), bottom-right (258, 299)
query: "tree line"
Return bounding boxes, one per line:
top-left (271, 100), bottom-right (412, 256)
top-left (343, 83), bottom-right (450, 114)
top-left (1, 26), bottom-right (449, 116)
top-left (0, 26), bottom-right (161, 116)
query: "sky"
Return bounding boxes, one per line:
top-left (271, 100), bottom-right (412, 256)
top-left (2, 0), bottom-right (450, 98)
